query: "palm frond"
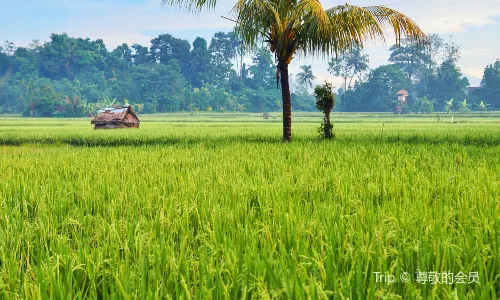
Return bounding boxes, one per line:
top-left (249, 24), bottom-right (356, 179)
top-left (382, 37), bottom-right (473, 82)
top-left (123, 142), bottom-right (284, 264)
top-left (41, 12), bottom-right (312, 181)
top-left (232, 0), bottom-right (427, 64)
top-left (161, 0), bottom-right (216, 11)
top-left (294, 0), bottom-right (329, 33)
top-left (313, 5), bottom-right (427, 57)
top-left (232, 0), bottom-right (279, 52)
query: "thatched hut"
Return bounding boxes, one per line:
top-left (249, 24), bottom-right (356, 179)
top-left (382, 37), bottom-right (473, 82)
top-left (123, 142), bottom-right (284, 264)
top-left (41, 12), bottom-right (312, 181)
top-left (91, 105), bottom-right (140, 129)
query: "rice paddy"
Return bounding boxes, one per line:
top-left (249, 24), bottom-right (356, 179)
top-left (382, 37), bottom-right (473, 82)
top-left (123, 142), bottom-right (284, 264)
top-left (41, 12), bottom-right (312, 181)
top-left (0, 112), bottom-right (499, 299)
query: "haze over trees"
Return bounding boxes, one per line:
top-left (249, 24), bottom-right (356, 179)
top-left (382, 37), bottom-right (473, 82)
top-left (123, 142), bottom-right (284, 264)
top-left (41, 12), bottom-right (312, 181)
top-left (0, 27), bottom-right (497, 120)
top-left (0, 33), bottom-right (313, 116)
top-left (334, 35), bottom-right (493, 113)
top-left (0, 30), bottom-right (496, 119)
top-left (477, 59), bottom-right (500, 109)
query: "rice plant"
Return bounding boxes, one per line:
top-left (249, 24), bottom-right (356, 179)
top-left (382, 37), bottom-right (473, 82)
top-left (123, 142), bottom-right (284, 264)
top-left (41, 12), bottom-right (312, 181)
top-left (0, 113), bottom-right (499, 299)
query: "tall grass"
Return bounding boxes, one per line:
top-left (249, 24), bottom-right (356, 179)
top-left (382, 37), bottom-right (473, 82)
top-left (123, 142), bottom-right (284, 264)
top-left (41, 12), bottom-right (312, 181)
top-left (0, 114), bottom-right (499, 299)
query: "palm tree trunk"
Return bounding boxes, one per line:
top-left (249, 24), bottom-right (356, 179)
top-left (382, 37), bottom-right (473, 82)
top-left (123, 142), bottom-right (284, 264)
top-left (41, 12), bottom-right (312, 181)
top-left (279, 62), bottom-right (292, 142)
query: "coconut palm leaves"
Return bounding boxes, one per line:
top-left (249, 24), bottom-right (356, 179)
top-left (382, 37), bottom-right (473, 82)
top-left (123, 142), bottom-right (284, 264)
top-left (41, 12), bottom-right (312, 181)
top-left (232, 1), bottom-right (426, 62)
top-left (161, 0), bottom-right (216, 11)
top-left (296, 65), bottom-right (316, 89)
top-left (21, 78), bottom-right (41, 117)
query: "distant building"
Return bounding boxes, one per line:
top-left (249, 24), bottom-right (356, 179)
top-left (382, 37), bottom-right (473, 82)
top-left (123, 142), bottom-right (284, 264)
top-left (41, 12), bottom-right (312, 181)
top-left (468, 87), bottom-right (481, 96)
top-left (91, 105), bottom-right (140, 129)
top-left (396, 89), bottom-right (409, 103)
top-left (395, 90), bottom-right (410, 114)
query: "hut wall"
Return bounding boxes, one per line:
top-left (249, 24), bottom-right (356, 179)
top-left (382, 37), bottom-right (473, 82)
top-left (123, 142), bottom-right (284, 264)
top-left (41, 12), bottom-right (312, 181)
top-left (94, 123), bottom-right (125, 129)
top-left (123, 114), bottom-right (139, 127)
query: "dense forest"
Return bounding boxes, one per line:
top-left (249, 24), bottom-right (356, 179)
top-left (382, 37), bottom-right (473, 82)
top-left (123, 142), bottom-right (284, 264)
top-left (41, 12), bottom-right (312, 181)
top-left (0, 32), bottom-right (498, 116)
top-left (331, 35), bottom-right (500, 113)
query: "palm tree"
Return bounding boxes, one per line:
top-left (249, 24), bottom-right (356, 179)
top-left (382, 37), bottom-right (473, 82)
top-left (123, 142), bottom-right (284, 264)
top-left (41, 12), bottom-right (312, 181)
top-left (163, 0), bottom-right (426, 141)
top-left (21, 78), bottom-right (41, 117)
top-left (65, 94), bottom-right (84, 116)
top-left (296, 65), bottom-right (316, 90)
top-left (65, 42), bottom-right (77, 80)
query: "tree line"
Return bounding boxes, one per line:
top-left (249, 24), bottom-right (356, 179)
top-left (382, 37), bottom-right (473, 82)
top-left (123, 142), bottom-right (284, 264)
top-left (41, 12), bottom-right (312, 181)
top-left (0, 32), bottom-right (498, 117)
top-left (331, 35), bottom-right (500, 113)
top-left (0, 32), bottom-right (316, 117)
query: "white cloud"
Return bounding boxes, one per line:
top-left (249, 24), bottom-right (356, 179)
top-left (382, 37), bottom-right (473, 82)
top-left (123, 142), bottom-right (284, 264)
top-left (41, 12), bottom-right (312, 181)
top-left (59, 0), bottom-right (235, 49)
top-left (322, 0), bottom-right (500, 33)
top-left (461, 48), bottom-right (496, 57)
top-left (462, 67), bottom-right (485, 80)
top-left (8, 0), bottom-right (500, 49)
top-left (28, 0), bottom-right (500, 49)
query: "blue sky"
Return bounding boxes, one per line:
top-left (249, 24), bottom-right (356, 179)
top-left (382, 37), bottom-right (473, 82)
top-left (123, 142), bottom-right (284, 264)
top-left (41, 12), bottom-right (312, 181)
top-left (1, 0), bottom-right (499, 87)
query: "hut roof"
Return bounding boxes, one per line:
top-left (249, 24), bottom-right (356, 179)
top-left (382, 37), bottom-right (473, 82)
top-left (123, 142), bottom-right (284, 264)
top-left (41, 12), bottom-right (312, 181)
top-left (91, 106), bottom-right (139, 125)
top-left (468, 87), bottom-right (481, 95)
top-left (396, 89), bottom-right (409, 96)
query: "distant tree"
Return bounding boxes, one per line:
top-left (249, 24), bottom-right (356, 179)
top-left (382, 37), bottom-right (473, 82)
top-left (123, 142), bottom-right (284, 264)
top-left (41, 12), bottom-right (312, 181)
top-left (457, 98), bottom-right (471, 113)
top-left (0, 81), bottom-right (21, 113)
top-left (296, 65), bottom-right (316, 90)
top-left (474, 100), bottom-right (491, 113)
top-left (292, 88), bottom-right (316, 111)
top-left (232, 36), bottom-right (245, 81)
top-left (64, 94), bottom-right (84, 116)
top-left (389, 37), bottom-right (427, 82)
top-left (38, 34), bottom-right (72, 80)
top-left (328, 45), bottom-right (369, 91)
top-left (82, 101), bottom-right (97, 117)
top-left (21, 78), bottom-right (41, 117)
top-left (413, 96), bottom-right (435, 113)
top-left (109, 43), bottom-right (133, 71)
top-left (131, 44), bottom-right (151, 65)
top-left (246, 47), bottom-right (275, 90)
top-left (209, 32), bottom-right (236, 84)
top-left (100, 96), bottom-right (117, 108)
top-left (429, 58), bottom-right (469, 103)
top-left (0, 52), bottom-right (15, 78)
top-left (236, 103), bottom-right (245, 112)
top-left (188, 37), bottom-right (212, 87)
top-left (479, 59), bottom-right (500, 109)
top-left (150, 34), bottom-right (191, 76)
top-left (2, 41), bottom-right (16, 56)
top-left (443, 98), bottom-right (454, 113)
top-left (416, 34), bottom-right (445, 96)
top-left (354, 64), bottom-right (412, 112)
top-left (328, 45), bottom-right (369, 107)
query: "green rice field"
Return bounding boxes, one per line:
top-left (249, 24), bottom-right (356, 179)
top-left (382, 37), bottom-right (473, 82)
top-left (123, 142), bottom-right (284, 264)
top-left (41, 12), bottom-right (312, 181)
top-left (0, 112), bottom-right (499, 299)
